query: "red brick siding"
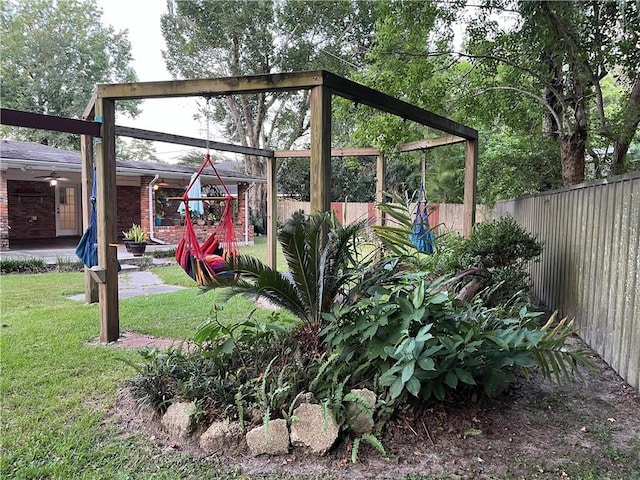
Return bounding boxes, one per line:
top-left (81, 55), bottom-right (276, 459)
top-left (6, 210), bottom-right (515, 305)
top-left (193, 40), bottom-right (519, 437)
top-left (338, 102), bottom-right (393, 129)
top-left (117, 186), bottom-right (141, 236)
top-left (139, 176), bottom-right (154, 234)
top-left (7, 180), bottom-right (56, 240)
top-left (0, 171), bottom-right (8, 249)
top-left (155, 224), bottom-right (251, 245)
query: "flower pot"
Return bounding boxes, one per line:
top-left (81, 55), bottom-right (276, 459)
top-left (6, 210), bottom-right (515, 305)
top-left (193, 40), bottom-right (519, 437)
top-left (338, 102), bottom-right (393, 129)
top-left (123, 239), bottom-right (133, 253)
top-left (129, 242), bottom-right (147, 257)
top-left (155, 218), bottom-right (162, 227)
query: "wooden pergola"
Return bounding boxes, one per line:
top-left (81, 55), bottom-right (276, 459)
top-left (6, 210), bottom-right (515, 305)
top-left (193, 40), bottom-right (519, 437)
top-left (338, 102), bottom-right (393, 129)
top-left (81, 70), bottom-right (478, 343)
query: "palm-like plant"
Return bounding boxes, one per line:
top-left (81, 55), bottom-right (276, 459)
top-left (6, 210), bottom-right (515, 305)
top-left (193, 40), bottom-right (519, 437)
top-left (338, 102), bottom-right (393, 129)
top-left (209, 212), bottom-right (369, 326)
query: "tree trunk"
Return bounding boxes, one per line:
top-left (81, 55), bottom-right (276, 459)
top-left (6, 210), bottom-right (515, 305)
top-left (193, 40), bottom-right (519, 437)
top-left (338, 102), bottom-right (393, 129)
top-left (560, 129), bottom-right (586, 186)
top-left (245, 155), bottom-right (267, 228)
top-left (611, 77), bottom-right (640, 175)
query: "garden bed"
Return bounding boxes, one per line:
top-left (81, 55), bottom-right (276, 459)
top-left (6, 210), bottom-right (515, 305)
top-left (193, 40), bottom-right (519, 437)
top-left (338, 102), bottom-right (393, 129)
top-left (109, 335), bottom-right (640, 479)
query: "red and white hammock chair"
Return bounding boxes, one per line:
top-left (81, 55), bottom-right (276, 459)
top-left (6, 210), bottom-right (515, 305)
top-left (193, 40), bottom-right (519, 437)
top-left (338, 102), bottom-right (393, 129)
top-left (175, 153), bottom-right (238, 287)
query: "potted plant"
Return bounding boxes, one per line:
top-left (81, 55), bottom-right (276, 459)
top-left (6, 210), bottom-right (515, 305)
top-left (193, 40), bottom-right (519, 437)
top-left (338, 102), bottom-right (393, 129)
top-left (206, 212), bottom-right (217, 225)
top-left (122, 224), bottom-right (148, 256)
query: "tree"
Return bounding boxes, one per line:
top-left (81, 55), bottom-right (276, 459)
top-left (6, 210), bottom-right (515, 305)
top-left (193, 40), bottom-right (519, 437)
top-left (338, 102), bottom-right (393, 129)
top-left (161, 0), bottom-right (377, 223)
top-left (278, 156), bottom-right (376, 202)
top-left (116, 138), bottom-right (159, 162)
top-left (0, 0), bottom-right (139, 149)
top-left (464, 0), bottom-right (640, 185)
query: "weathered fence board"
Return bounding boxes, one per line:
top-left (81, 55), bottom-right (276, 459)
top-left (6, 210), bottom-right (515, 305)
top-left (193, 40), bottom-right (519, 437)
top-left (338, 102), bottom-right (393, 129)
top-left (494, 172), bottom-right (640, 392)
top-left (277, 199), bottom-right (487, 235)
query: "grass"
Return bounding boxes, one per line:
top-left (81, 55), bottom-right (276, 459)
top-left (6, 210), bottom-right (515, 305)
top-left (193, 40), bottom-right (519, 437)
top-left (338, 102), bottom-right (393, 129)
top-left (2, 239), bottom-right (638, 479)
top-left (0, 258), bottom-right (296, 478)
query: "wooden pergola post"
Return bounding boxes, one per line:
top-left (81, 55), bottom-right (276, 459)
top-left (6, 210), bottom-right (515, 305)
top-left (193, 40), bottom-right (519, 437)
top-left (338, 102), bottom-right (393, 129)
top-left (309, 85), bottom-right (331, 215)
top-left (376, 154), bottom-right (386, 226)
top-left (95, 98), bottom-right (119, 343)
top-left (463, 139), bottom-right (478, 237)
top-left (266, 155), bottom-right (277, 269)
top-left (80, 134), bottom-right (98, 304)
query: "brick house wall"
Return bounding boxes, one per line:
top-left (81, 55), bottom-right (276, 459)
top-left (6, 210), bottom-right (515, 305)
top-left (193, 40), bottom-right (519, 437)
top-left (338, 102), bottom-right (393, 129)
top-left (0, 171), bottom-right (8, 249)
top-left (117, 185), bottom-right (141, 236)
top-left (0, 175), bottom-right (256, 249)
top-left (7, 180), bottom-right (56, 240)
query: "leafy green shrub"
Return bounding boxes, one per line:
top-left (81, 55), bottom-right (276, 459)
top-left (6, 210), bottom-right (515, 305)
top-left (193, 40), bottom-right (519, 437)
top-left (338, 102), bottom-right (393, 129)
top-left (461, 216), bottom-right (543, 270)
top-left (210, 211), bottom-right (369, 326)
top-left (0, 257), bottom-right (47, 274)
top-left (151, 248), bottom-right (177, 258)
top-left (130, 306), bottom-right (374, 428)
top-left (55, 255), bottom-right (84, 271)
top-left (323, 270), bottom-right (594, 406)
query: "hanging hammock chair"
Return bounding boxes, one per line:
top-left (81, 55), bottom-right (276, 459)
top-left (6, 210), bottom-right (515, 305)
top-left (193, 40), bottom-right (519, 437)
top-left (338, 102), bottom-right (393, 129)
top-left (76, 168), bottom-right (121, 270)
top-left (409, 183), bottom-right (435, 254)
top-left (175, 153), bottom-right (238, 287)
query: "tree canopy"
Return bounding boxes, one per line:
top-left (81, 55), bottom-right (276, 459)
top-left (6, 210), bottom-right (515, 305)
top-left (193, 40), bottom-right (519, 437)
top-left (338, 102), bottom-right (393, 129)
top-left (0, 0), bottom-right (139, 149)
top-left (161, 0), bottom-right (378, 220)
top-left (463, 0), bottom-right (640, 185)
top-left (340, 0), bottom-right (638, 204)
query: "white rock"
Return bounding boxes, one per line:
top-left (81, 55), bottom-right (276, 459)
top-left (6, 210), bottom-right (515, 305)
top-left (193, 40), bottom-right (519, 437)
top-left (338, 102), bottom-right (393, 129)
top-left (161, 401), bottom-right (197, 438)
top-left (346, 388), bottom-right (376, 435)
top-left (246, 419), bottom-right (290, 456)
top-left (290, 403), bottom-right (339, 455)
top-left (199, 420), bottom-right (244, 454)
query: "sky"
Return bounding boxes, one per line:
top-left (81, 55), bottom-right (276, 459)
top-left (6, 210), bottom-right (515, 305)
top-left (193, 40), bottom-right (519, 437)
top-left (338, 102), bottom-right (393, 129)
top-left (96, 0), bottom-right (205, 162)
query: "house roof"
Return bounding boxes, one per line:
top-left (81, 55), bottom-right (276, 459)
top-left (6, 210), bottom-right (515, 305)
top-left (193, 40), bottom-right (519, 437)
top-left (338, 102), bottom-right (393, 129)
top-left (0, 139), bottom-right (266, 184)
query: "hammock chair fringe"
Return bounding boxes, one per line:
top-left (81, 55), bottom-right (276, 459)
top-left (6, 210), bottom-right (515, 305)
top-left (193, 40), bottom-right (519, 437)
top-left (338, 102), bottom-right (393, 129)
top-left (175, 153), bottom-right (238, 287)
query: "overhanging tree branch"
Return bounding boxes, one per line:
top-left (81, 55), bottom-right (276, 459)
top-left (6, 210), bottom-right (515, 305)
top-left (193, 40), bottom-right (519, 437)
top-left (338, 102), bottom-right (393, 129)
top-left (471, 86), bottom-right (564, 135)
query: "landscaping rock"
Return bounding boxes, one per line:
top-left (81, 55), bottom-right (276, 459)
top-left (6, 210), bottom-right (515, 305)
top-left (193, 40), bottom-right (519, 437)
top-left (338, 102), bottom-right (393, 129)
top-left (345, 388), bottom-right (376, 435)
top-left (290, 403), bottom-right (339, 455)
top-left (161, 401), bottom-right (197, 438)
top-left (246, 419), bottom-right (290, 456)
top-left (199, 421), bottom-right (244, 454)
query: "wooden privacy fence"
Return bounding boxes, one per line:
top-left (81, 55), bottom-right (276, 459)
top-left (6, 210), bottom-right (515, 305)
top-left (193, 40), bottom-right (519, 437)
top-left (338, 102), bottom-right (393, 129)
top-left (277, 199), bottom-right (488, 234)
top-left (493, 172), bottom-right (640, 392)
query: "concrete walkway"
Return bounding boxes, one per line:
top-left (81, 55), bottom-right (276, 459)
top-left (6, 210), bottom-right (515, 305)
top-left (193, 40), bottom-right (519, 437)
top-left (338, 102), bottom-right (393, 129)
top-left (2, 241), bottom-right (176, 265)
top-left (67, 269), bottom-right (186, 302)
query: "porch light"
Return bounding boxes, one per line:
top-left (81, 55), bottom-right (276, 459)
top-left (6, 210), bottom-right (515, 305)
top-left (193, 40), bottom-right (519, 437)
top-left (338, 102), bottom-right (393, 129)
top-left (49, 179), bottom-right (58, 186)
top-left (153, 179), bottom-right (169, 190)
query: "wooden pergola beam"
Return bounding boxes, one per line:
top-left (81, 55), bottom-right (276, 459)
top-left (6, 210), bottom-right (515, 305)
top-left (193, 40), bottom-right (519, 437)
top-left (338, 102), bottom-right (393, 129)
top-left (309, 86), bottom-right (332, 215)
top-left (115, 126), bottom-right (274, 158)
top-left (396, 135), bottom-right (466, 152)
top-left (463, 139), bottom-right (478, 237)
top-left (90, 70), bottom-right (476, 140)
top-left (94, 71), bottom-right (325, 100)
top-left (1, 108), bottom-right (101, 136)
top-left (322, 72), bottom-right (478, 140)
top-left (80, 134), bottom-right (98, 304)
top-left (274, 147), bottom-right (379, 158)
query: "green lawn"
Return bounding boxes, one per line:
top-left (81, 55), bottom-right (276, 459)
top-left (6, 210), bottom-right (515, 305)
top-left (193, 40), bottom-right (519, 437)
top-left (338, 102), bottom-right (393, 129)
top-left (0, 242), bottom-right (296, 479)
